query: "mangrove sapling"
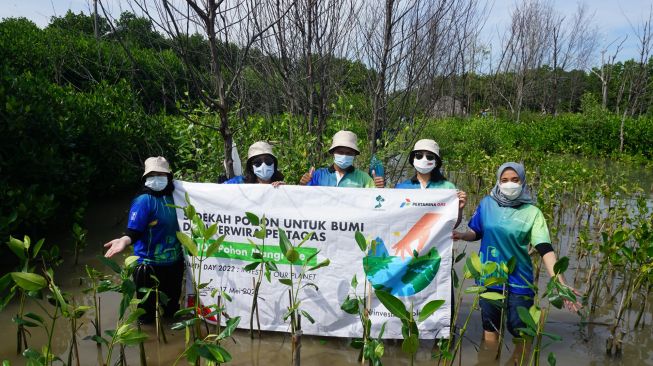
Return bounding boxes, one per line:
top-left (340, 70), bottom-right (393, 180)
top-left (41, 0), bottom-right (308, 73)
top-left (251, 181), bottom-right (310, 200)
top-left (373, 288), bottom-right (445, 366)
top-left (173, 291), bottom-right (241, 365)
top-left (277, 228), bottom-right (330, 366)
top-left (43, 270), bottom-right (92, 366)
top-left (174, 193), bottom-right (226, 344)
top-left (340, 231), bottom-right (386, 365)
top-left (82, 265), bottom-right (108, 366)
top-left (97, 255), bottom-right (149, 366)
top-left (4, 235), bottom-right (48, 354)
top-left (71, 222), bottom-right (87, 266)
top-left (515, 257), bottom-right (578, 366)
top-left (173, 195), bottom-right (244, 365)
top-left (137, 274), bottom-right (169, 344)
top-left (243, 211), bottom-right (279, 338)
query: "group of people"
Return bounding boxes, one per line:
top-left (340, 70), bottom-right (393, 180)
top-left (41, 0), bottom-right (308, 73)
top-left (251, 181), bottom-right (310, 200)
top-left (104, 129), bottom-right (579, 357)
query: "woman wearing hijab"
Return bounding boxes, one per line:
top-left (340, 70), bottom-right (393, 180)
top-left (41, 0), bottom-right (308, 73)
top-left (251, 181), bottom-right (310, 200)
top-left (224, 141), bottom-right (285, 186)
top-left (104, 156), bottom-right (184, 323)
top-left (453, 162), bottom-right (580, 359)
top-left (395, 139), bottom-right (467, 226)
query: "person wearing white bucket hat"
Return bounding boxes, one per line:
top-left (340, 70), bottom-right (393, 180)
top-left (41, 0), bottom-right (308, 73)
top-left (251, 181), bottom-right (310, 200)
top-left (104, 156), bottom-right (184, 323)
top-left (396, 139), bottom-right (466, 225)
top-left (299, 130), bottom-right (384, 188)
top-left (224, 141), bottom-right (285, 186)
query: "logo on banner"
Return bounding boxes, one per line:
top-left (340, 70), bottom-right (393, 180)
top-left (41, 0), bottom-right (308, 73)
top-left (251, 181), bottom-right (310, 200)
top-left (364, 213), bottom-right (442, 297)
top-left (374, 195), bottom-right (385, 209)
top-left (400, 198), bottom-right (412, 208)
top-left (400, 198), bottom-right (446, 208)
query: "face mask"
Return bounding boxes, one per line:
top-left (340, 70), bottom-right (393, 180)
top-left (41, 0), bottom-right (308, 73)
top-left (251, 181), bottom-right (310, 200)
top-left (499, 182), bottom-right (522, 200)
top-left (413, 156), bottom-right (436, 174)
top-left (145, 176), bottom-right (168, 191)
top-left (253, 163), bottom-right (275, 181)
top-left (334, 154), bottom-right (354, 169)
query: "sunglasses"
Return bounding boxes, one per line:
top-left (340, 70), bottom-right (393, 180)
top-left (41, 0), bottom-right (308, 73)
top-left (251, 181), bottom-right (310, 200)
top-left (414, 152), bottom-right (436, 161)
top-left (252, 157), bottom-right (274, 167)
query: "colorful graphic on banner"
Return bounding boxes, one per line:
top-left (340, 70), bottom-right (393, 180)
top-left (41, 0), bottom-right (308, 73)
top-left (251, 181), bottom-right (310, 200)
top-left (172, 182), bottom-right (458, 339)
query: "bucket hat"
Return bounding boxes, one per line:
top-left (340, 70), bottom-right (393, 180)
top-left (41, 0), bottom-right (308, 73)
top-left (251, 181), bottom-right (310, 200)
top-left (143, 156), bottom-right (171, 177)
top-left (328, 130), bottom-right (360, 155)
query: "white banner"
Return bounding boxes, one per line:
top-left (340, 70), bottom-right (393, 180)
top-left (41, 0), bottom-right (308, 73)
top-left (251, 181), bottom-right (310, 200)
top-left (173, 181), bottom-right (458, 339)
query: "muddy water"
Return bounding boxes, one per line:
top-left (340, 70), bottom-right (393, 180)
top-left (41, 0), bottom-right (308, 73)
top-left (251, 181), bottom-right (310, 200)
top-left (2, 189), bottom-right (653, 365)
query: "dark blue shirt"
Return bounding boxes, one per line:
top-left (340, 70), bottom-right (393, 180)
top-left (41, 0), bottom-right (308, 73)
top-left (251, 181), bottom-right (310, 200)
top-left (127, 194), bottom-right (182, 265)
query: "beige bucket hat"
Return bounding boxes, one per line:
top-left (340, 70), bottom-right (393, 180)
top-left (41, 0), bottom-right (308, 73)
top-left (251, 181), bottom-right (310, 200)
top-left (247, 141), bottom-right (275, 160)
top-left (328, 130), bottom-right (360, 155)
top-left (412, 139), bottom-right (440, 157)
top-left (143, 156), bottom-right (171, 177)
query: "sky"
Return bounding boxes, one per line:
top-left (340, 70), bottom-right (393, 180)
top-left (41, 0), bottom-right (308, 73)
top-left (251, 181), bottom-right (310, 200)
top-left (1, 0), bottom-right (651, 67)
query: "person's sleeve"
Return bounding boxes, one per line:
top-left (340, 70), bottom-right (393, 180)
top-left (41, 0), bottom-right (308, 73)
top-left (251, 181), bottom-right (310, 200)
top-left (306, 169), bottom-right (320, 186)
top-left (531, 209), bottom-right (552, 247)
top-left (444, 181), bottom-right (457, 189)
top-left (223, 176), bottom-right (243, 184)
top-left (364, 173), bottom-right (375, 188)
top-left (126, 196), bottom-right (150, 234)
top-left (467, 202), bottom-right (484, 240)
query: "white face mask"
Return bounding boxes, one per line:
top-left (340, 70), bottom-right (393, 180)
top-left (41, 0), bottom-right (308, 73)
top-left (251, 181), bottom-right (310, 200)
top-left (413, 156), bottom-right (436, 174)
top-left (253, 163), bottom-right (275, 181)
top-left (145, 176), bottom-right (168, 191)
top-left (499, 182), bottom-right (522, 200)
top-left (334, 154), bottom-right (354, 169)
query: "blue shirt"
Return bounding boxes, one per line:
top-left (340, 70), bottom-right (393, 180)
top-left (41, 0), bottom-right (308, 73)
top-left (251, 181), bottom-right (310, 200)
top-left (467, 196), bottom-right (551, 295)
top-left (224, 176), bottom-right (245, 184)
top-left (307, 166), bottom-right (374, 188)
top-left (127, 194), bottom-right (182, 265)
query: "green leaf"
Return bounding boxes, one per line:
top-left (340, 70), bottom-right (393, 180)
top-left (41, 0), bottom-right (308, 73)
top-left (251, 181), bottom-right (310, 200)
top-left (483, 277), bottom-right (507, 287)
top-left (205, 235), bottom-right (225, 257)
top-left (124, 256), bottom-right (139, 268)
top-left (340, 297), bottom-right (359, 314)
top-left (454, 251), bottom-right (466, 263)
top-left (176, 232), bottom-right (198, 257)
top-left (418, 299), bottom-right (445, 322)
top-left (308, 259), bottom-right (330, 271)
top-left (547, 352), bottom-right (557, 366)
top-left (265, 261), bottom-right (278, 272)
top-left (375, 289), bottom-right (409, 320)
top-left (279, 279), bottom-right (293, 286)
top-left (351, 275), bottom-right (358, 289)
top-left (401, 333), bottom-right (419, 355)
top-left (480, 292), bottom-right (505, 301)
top-left (464, 286), bottom-right (487, 294)
top-left (300, 310), bottom-right (315, 324)
top-left (98, 256), bottom-right (121, 274)
top-left (254, 229), bottom-right (266, 240)
top-left (217, 316), bottom-right (240, 340)
top-left (355, 231), bottom-right (367, 252)
top-left (244, 262), bottom-right (260, 271)
top-left (542, 331), bottom-right (562, 341)
top-left (377, 321), bottom-right (387, 339)
top-left (245, 212), bottom-right (260, 226)
top-left (278, 229), bottom-right (292, 254)
top-left (350, 338), bottom-right (364, 349)
top-left (204, 224), bottom-right (218, 241)
top-left (553, 257), bottom-right (569, 275)
top-left (285, 249), bottom-right (299, 263)
top-left (7, 236), bottom-right (26, 260)
top-left (517, 306), bottom-right (537, 330)
top-left (33, 238), bottom-right (45, 258)
top-left (24, 312), bottom-right (44, 324)
top-left (470, 252), bottom-right (482, 273)
top-left (10, 272), bottom-right (47, 291)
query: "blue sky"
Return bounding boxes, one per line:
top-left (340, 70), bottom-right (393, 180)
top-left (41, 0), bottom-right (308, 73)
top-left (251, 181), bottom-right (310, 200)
top-left (1, 0), bottom-right (650, 66)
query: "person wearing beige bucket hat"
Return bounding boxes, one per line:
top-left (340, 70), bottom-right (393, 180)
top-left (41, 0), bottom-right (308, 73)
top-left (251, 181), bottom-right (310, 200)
top-left (104, 156), bottom-right (184, 324)
top-left (224, 141), bottom-right (285, 186)
top-left (298, 130), bottom-right (384, 188)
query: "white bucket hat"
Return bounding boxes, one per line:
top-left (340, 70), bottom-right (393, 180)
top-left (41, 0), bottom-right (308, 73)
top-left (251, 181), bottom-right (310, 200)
top-left (247, 141), bottom-right (275, 160)
top-left (412, 139), bottom-right (440, 157)
top-left (143, 156), bottom-right (171, 177)
top-left (328, 130), bottom-right (360, 155)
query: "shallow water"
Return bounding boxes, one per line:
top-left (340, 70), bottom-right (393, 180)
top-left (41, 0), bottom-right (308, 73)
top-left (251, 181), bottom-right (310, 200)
top-left (1, 187), bottom-right (653, 365)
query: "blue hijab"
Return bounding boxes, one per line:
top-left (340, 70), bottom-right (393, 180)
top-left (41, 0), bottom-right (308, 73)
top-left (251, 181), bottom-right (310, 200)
top-left (490, 162), bottom-right (534, 207)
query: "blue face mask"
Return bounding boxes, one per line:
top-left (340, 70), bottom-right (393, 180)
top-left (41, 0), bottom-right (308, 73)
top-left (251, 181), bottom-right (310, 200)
top-left (334, 154), bottom-right (354, 169)
top-left (145, 175), bottom-right (168, 191)
top-left (253, 163), bottom-right (275, 181)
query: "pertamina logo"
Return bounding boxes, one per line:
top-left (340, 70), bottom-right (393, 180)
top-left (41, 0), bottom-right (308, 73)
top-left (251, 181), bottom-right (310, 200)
top-left (400, 198), bottom-right (446, 208)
